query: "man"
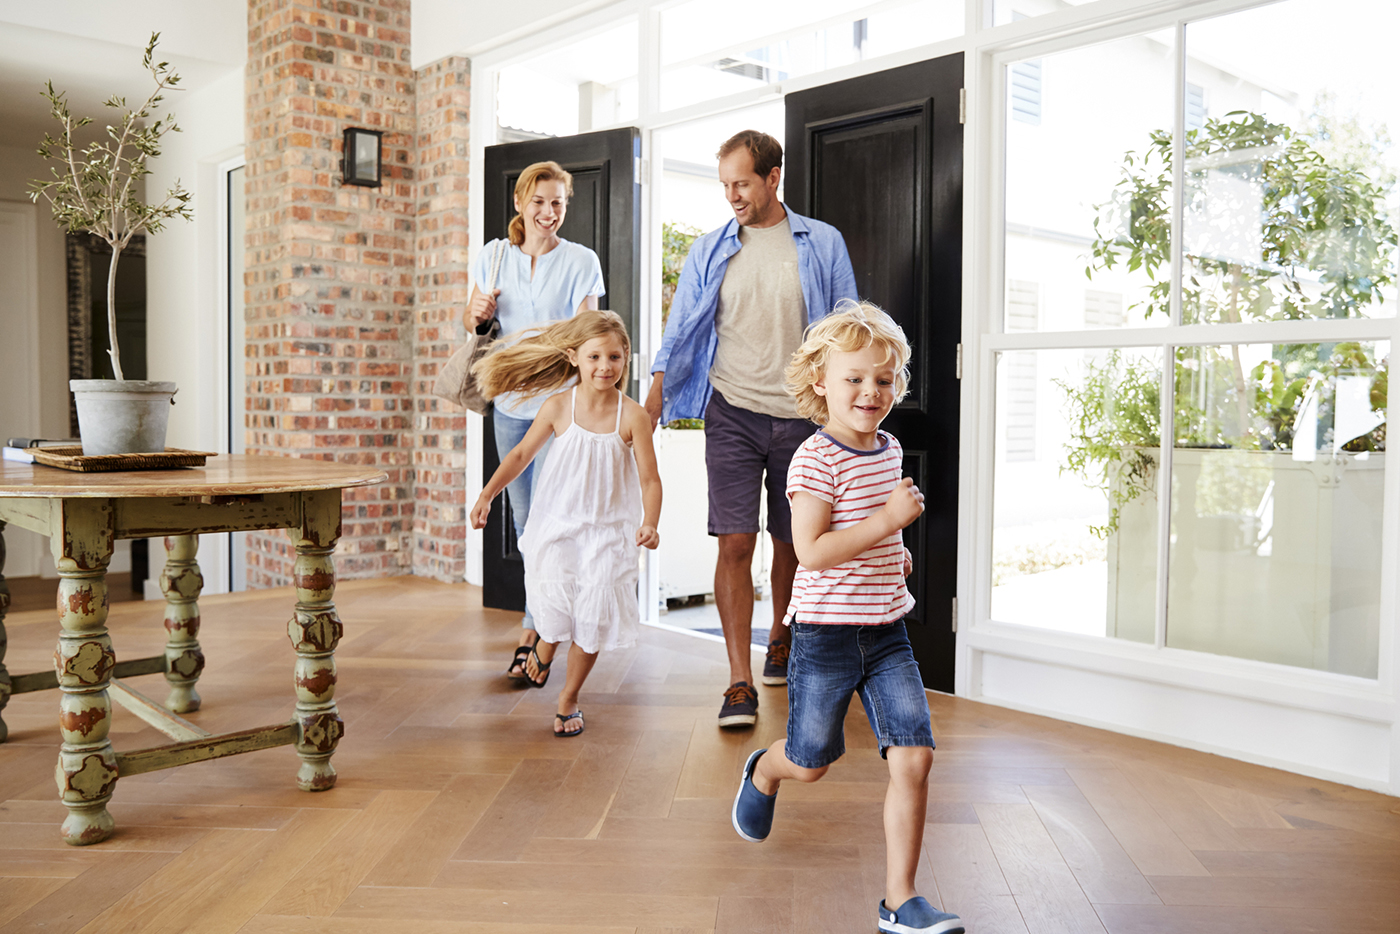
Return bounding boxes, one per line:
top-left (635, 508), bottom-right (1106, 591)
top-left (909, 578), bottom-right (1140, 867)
top-left (646, 129), bottom-right (858, 728)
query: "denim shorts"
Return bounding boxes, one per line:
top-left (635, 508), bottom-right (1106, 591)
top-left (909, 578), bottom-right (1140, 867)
top-left (703, 390), bottom-right (815, 543)
top-left (785, 620), bottom-right (935, 769)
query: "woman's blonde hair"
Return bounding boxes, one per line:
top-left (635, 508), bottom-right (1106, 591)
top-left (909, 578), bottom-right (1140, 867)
top-left (508, 161), bottom-right (573, 246)
top-left (784, 299), bottom-right (911, 424)
top-left (473, 310), bottom-right (631, 400)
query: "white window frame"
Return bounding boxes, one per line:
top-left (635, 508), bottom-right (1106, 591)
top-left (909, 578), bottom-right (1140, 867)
top-left (456, 0), bottom-right (1400, 792)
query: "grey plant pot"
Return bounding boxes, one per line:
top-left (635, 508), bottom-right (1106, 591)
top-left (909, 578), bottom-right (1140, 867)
top-left (69, 380), bottom-right (178, 455)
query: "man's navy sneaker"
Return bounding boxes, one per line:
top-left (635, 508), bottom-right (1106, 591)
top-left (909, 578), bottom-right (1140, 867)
top-left (731, 747), bottom-right (776, 842)
top-left (878, 897), bottom-right (964, 934)
top-left (718, 680), bottom-right (758, 727)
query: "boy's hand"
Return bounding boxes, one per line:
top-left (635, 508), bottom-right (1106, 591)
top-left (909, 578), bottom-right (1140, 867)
top-left (469, 495), bottom-right (493, 530)
top-left (636, 525), bottom-right (660, 549)
top-left (903, 547), bottom-right (913, 577)
top-left (882, 477), bottom-right (925, 530)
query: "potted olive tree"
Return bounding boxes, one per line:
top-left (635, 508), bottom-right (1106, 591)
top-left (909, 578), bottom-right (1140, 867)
top-left (29, 33), bottom-right (192, 455)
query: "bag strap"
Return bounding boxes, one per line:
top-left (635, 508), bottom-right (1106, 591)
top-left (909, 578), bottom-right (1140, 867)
top-left (487, 239), bottom-right (505, 293)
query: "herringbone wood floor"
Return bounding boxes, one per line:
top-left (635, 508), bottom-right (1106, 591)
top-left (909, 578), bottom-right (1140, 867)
top-left (1, 577), bottom-right (1398, 933)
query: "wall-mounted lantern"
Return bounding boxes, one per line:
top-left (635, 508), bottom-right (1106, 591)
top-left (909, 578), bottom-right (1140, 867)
top-left (341, 127), bottom-right (383, 187)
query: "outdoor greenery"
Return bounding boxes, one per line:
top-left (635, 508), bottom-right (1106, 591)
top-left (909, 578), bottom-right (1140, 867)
top-left (662, 220), bottom-right (704, 429)
top-left (662, 220), bottom-right (702, 329)
top-left (29, 33), bottom-right (191, 382)
top-left (1059, 343), bottom-right (1389, 537)
top-left (1059, 108), bottom-right (1396, 537)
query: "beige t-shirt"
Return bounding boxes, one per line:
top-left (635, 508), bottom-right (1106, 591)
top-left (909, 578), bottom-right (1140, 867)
top-left (708, 217), bottom-right (807, 419)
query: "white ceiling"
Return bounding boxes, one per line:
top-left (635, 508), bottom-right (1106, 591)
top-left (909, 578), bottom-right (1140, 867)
top-left (0, 1), bottom-right (244, 151)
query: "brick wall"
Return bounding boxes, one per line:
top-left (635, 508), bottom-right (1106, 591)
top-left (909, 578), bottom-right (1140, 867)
top-left (410, 58), bottom-right (472, 583)
top-left (243, 0), bottom-right (419, 587)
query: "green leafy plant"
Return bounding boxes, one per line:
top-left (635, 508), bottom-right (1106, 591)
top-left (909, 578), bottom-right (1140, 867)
top-left (1056, 352), bottom-right (1163, 537)
top-left (1064, 108), bottom-right (1395, 535)
top-left (662, 221), bottom-right (703, 429)
top-left (661, 221), bottom-right (702, 329)
top-left (28, 33), bottom-right (192, 382)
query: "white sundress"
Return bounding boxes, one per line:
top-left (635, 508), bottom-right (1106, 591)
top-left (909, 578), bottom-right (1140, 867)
top-left (518, 388), bottom-right (642, 653)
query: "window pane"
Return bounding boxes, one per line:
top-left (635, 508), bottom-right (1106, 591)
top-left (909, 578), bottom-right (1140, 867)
top-left (1167, 341), bottom-right (1389, 677)
top-left (993, 348), bottom-right (1162, 642)
top-left (1004, 32), bottom-right (1174, 332)
top-left (1182, 1), bottom-right (1399, 323)
top-left (659, 0), bottom-right (961, 112)
top-left (497, 19), bottom-right (638, 139)
top-left (653, 102), bottom-right (786, 330)
top-left (993, 0), bottom-right (1094, 27)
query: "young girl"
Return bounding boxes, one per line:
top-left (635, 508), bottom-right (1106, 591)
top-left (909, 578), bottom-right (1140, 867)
top-left (469, 311), bottom-right (662, 736)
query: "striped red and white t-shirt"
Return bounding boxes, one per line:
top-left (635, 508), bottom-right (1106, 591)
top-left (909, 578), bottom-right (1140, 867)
top-left (784, 431), bottom-right (914, 626)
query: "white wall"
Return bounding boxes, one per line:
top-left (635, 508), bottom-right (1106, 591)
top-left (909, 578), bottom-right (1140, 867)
top-left (145, 67), bottom-right (243, 453)
top-left (0, 145), bottom-right (69, 443)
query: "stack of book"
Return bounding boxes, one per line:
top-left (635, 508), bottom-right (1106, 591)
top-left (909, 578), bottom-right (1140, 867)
top-left (2, 438), bottom-right (82, 464)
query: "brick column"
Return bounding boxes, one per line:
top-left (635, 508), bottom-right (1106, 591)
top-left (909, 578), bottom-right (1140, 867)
top-left (244, 0), bottom-right (416, 587)
top-left (411, 58), bottom-right (471, 583)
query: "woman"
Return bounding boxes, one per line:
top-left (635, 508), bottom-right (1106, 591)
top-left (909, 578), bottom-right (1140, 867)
top-left (463, 160), bottom-right (605, 684)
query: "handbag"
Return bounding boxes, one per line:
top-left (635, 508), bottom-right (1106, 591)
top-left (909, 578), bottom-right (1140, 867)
top-left (433, 240), bottom-right (505, 415)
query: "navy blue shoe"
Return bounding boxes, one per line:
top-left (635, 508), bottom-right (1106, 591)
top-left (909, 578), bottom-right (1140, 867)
top-left (878, 897), bottom-right (964, 934)
top-left (731, 747), bottom-right (776, 842)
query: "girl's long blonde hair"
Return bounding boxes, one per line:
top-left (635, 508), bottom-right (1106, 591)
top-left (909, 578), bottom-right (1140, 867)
top-left (473, 310), bottom-right (631, 400)
top-left (509, 161), bottom-right (573, 246)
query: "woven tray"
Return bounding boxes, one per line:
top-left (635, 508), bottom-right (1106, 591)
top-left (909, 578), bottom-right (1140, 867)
top-left (30, 447), bottom-right (217, 472)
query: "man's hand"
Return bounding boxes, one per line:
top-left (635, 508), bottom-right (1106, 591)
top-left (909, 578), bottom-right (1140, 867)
top-left (882, 477), bottom-right (925, 531)
top-left (463, 289), bottom-right (499, 330)
top-left (644, 372), bottom-right (664, 431)
top-left (636, 525), bottom-right (660, 549)
top-left (903, 547), bottom-right (913, 577)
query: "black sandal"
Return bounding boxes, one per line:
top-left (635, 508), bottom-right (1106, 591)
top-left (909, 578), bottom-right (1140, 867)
top-left (554, 710), bottom-right (584, 737)
top-left (506, 632), bottom-right (540, 681)
top-left (525, 646), bottom-right (552, 689)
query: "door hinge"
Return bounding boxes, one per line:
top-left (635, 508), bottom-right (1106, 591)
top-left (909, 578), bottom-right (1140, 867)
top-left (959, 88), bottom-right (966, 125)
top-left (951, 596), bottom-right (958, 633)
top-left (955, 343), bottom-right (963, 380)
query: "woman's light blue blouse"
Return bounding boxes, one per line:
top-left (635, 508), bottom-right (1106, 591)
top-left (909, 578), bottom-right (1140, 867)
top-left (472, 237), bottom-right (605, 419)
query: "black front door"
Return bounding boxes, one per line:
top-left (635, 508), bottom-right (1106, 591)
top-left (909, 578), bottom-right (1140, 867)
top-left (481, 128), bottom-right (641, 612)
top-left (785, 54), bottom-right (964, 691)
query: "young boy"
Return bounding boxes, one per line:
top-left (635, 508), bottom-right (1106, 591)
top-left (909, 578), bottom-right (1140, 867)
top-left (730, 301), bottom-right (963, 934)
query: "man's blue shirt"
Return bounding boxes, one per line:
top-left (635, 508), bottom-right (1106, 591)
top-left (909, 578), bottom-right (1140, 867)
top-left (651, 205), bottom-right (858, 423)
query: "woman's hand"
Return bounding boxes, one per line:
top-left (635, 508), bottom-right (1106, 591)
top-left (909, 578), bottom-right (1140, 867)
top-left (636, 525), bottom-right (660, 549)
top-left (464, 288), bottom-right (499, 330)
top-left (903, 547), bottom-right (913, 577)
top-left (469, 494), bottom-right (494, 530)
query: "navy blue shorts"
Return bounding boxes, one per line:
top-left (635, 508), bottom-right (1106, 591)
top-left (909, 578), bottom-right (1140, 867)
top-left (785, 620), bottom-right (935, 769)
top-left (703, 390), bottom-right (815, 543)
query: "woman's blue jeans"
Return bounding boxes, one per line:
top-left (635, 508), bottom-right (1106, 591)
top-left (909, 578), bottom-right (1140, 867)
top-left (493, 410), bottom-right (552, 630)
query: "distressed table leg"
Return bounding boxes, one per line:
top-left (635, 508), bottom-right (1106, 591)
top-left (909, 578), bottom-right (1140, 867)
top-left (51, 500), bottom-right (118, 845)
top-left (160, 535), bottom-right (204, 713)
top-left (0, 520), bottom-right (11, 743)
top-left (288, 489), bottom-right (344, 791)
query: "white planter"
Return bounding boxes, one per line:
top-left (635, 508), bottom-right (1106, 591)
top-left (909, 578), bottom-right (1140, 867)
top-left (1107, 447), bottom-right (1384, 678)
top-left (69, 379), bottom-right (177, 455)
top-left (655, 427), bottom-right (769, 601)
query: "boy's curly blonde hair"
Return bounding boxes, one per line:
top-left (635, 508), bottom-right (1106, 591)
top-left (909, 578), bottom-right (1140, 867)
top-left (784, 299), bottom-right (911, 424)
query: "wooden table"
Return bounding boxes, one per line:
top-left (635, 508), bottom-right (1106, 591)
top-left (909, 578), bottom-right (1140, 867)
top-left (0, 454), bottom-right (385, 845)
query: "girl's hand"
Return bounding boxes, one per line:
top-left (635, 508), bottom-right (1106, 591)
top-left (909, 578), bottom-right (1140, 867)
top-left (464, 289), bottom-right (499, 330)
top-left (903, 547), bottom-right (913, 577)
top-left (469, 495), bottom-right (493, 530)
top-left (636, 525), bottom-right (660, 549)
top-left (882, 477), bottom-right (925, 530)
